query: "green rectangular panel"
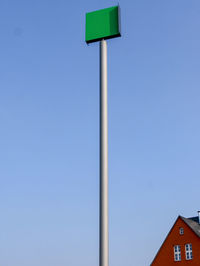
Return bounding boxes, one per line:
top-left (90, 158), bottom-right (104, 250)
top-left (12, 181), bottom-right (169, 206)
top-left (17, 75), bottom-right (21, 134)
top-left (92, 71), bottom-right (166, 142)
top-left (85, 6), bottom-right (121, 44)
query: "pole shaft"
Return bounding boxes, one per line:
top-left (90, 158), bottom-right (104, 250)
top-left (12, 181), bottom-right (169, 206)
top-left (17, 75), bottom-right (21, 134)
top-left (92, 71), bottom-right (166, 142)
top-left (100, 39), bottom-right (108, 266)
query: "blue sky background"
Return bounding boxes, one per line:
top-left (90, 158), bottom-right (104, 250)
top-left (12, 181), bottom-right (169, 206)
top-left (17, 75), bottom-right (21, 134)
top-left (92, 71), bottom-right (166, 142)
top-left (1, 0), bottom-right (200, 265)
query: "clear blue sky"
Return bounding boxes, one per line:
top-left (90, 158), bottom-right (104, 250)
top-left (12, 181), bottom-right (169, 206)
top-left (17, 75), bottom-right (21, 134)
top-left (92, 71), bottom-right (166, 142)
top-left (1, 0), bottom-right (200, 265)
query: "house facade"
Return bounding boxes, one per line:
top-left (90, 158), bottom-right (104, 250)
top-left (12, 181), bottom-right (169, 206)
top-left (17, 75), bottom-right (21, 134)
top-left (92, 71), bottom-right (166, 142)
top-left (151, 213), bottom-right (200, 265)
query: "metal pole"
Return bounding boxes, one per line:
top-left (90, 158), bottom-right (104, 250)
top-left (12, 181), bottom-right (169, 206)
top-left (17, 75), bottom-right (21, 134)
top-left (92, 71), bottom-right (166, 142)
top-left (100, 39), bottom-right (108, 266)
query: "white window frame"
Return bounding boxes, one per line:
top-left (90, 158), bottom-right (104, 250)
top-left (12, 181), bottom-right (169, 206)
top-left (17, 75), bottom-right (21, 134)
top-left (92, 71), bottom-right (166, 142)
top-left (174, 245), bottom-right (181, 261)
top-left (179, 227), bottom-right (184, 235)
top-left (185, 243), bottom-right (193, 260)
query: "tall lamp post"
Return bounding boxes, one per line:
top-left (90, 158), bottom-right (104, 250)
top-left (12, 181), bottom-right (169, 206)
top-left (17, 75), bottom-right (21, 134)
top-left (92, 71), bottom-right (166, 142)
top-left (85, 6), bottom-right (121, 266)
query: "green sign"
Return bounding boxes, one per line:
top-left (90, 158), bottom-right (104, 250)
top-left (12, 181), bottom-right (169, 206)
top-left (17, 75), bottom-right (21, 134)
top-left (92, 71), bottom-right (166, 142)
top-left (85, 6), bottom-right (121, 44)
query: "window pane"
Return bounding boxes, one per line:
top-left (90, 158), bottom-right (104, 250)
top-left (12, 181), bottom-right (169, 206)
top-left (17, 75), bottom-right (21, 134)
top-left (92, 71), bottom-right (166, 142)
top-left (179, 228), bottom-right (184, 235)
top-left (185, 243), bottom-right (193, 260)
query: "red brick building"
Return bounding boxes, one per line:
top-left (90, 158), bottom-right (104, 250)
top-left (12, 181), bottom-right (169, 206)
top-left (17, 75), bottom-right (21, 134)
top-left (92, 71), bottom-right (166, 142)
top-left (151, 213), bottom-right (200, 265)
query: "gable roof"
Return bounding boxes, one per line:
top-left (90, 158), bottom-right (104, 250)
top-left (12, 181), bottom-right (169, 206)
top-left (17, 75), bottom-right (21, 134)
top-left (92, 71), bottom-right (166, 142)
top-left (150, 215), bottom-right (200, 265)
top-left (180, 216), bottom-right (200, 238)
